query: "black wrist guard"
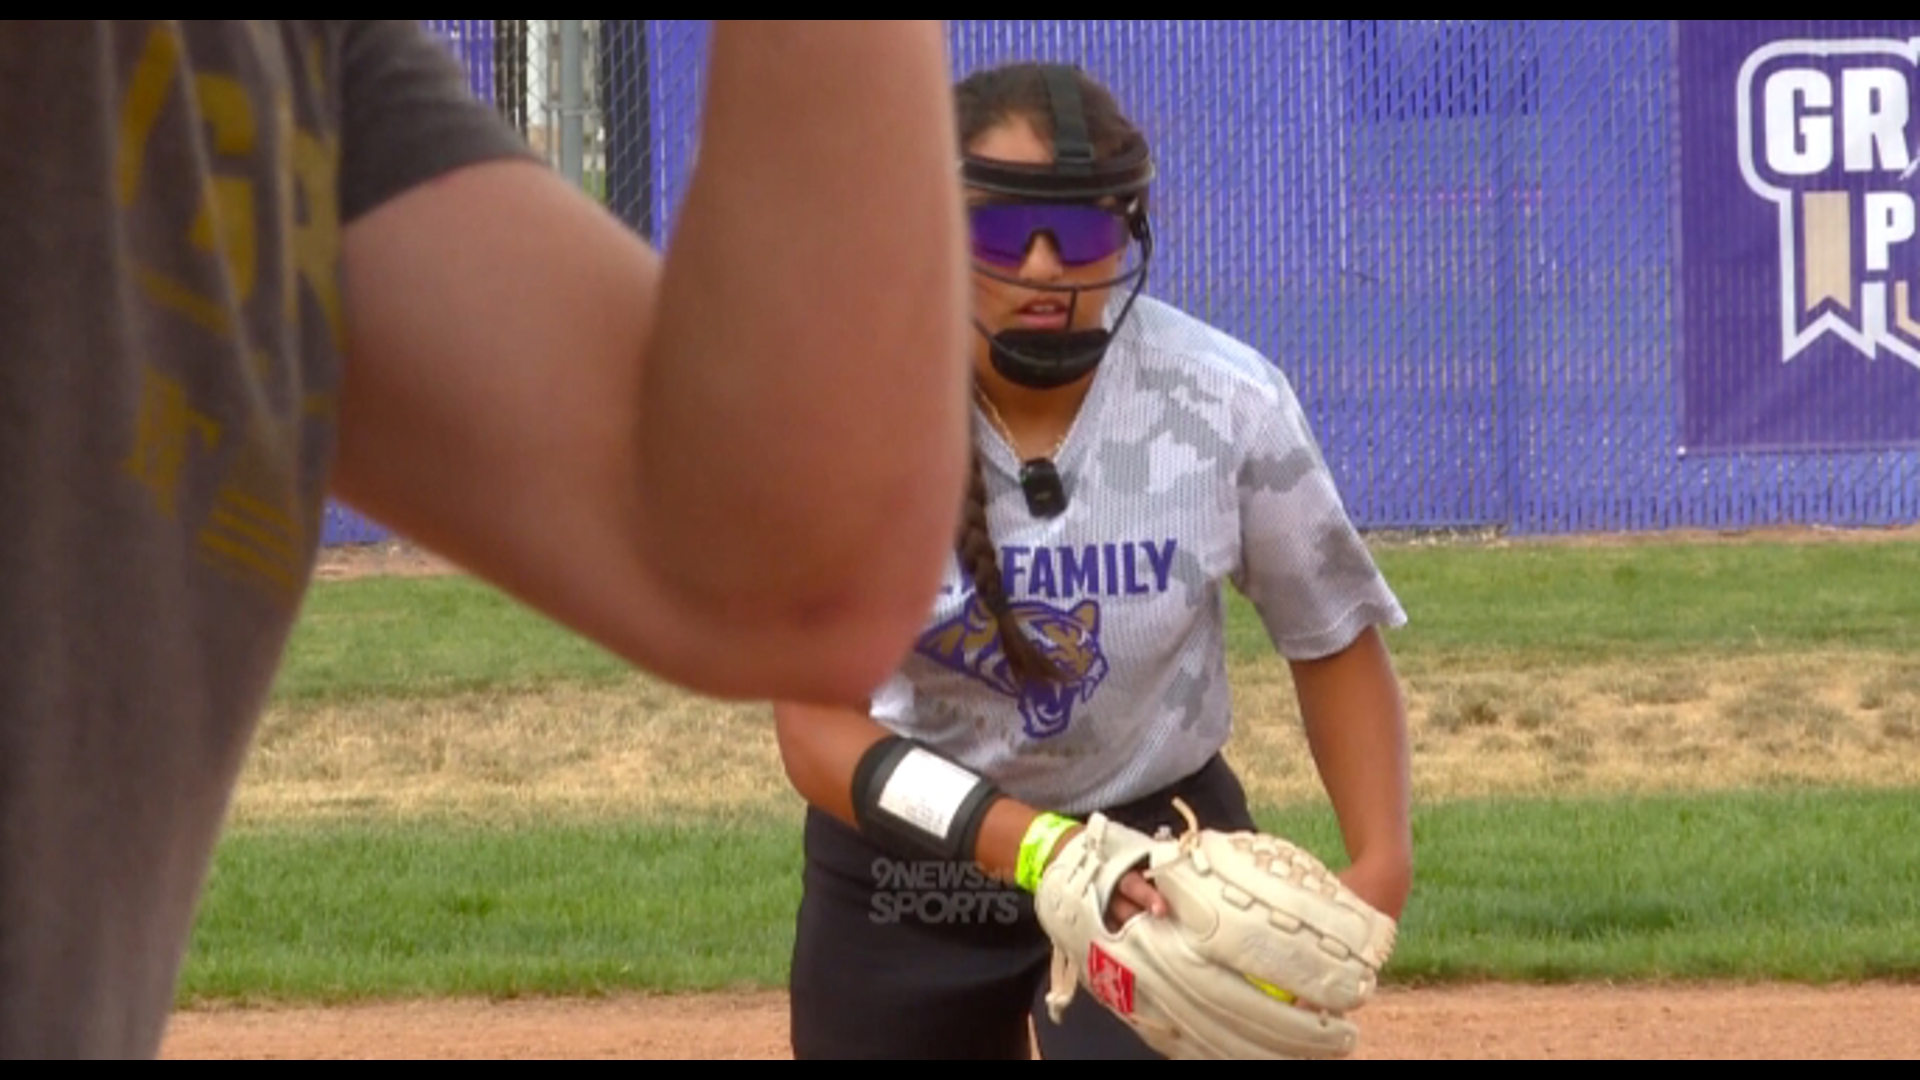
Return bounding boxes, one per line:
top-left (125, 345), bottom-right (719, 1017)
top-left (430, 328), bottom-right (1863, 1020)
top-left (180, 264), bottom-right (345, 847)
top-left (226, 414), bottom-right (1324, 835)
top-left (850, 736), bottom-right (1004, 863)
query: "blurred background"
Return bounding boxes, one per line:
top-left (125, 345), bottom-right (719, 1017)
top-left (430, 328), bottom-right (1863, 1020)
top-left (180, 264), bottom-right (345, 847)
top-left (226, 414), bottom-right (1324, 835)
top-left (324, 20), bottom-right (1920, 547)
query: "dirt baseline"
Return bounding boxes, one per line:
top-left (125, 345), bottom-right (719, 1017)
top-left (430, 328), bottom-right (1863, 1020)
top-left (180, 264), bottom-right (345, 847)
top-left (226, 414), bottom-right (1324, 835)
top-left (161, 983), bottom-right (1920, 1059)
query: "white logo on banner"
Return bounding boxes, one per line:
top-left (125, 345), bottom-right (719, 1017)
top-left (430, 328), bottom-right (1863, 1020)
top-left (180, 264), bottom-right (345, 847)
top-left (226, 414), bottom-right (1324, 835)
top-left (1736, 37), bottom-right (1920, 371)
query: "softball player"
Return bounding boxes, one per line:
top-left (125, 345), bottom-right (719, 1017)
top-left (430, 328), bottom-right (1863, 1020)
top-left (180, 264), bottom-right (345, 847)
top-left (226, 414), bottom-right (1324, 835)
top-left (772, 61), bottom-right (1415, 1059)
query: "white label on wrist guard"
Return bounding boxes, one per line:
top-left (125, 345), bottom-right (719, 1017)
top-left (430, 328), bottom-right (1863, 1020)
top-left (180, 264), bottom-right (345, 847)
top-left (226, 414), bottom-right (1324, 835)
top-left (876, 748), bottom-right (983, 842)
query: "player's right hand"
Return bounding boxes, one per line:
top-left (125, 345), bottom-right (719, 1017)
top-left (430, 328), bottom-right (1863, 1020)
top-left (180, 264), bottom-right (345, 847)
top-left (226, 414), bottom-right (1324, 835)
top-left (1106, 869), bottom-right (1168, 929)
top-left (1049, 825), bottom-right (1168, 930)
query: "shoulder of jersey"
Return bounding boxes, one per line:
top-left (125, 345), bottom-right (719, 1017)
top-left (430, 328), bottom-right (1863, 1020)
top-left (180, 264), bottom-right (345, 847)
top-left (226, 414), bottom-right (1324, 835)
top-left (1116, 295), bottom-right (1294, 408)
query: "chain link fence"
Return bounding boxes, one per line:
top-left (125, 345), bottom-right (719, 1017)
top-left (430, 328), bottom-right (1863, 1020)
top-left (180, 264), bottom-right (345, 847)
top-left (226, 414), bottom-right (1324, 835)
top-left (422, 21), bottom-right (607, 196)
top-left (330, 20), bottom-right (1919, 547)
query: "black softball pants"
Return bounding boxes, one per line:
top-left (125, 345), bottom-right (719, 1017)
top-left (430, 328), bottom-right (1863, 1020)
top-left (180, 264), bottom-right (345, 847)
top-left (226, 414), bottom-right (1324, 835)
top-left (787, 754), bottom-right (1259, 1059)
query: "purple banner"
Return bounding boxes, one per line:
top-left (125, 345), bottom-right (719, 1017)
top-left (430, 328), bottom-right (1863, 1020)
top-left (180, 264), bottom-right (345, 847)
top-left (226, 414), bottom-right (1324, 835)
top-left (1679, 21), bottom-right (1920, 452)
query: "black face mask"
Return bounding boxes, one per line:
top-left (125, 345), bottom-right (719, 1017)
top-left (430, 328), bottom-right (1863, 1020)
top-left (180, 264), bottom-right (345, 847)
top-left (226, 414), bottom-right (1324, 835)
top-left (960, 65), bottom-right (1155, 391)
top-left (958, 64), bottom-right (1159, 511)
top-left (971, 207), bottom-right (1154, 391)
top-left (988, 328), bottom-right (1108, 390)
top-left (976, 236), bottom-right (1148, 519)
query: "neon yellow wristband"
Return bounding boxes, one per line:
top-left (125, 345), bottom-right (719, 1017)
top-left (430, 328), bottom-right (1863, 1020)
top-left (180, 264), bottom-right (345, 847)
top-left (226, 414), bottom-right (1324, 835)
top-left (1016, 812), bottom-right (1081, 894)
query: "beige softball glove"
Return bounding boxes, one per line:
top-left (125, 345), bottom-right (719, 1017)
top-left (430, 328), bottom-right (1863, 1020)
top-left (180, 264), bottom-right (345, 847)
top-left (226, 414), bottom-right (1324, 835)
top-left (1032, 799), bottom-right (1398, 1059)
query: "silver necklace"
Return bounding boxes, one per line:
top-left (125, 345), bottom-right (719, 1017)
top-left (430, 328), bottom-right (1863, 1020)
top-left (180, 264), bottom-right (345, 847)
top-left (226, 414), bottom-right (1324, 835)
top-left (976, 389), bottom-right (1070, 519)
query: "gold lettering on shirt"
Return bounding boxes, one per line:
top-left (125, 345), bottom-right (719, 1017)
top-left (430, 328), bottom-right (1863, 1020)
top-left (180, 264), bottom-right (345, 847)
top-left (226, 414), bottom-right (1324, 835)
top-left (291, 126), bottom-right (344, 352)
top-left (124, 364), bottom-right (224, 519)
top-left (110, 21), bottom-right (343, 613)
top-left (187, 72), bottom-right (259, 307)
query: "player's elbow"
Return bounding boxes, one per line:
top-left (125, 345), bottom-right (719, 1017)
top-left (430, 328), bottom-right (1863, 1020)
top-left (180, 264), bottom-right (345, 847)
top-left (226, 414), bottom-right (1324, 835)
top-left (757, 589), bottom-right (931, 705)
top-left (631, 583), bottom-right (923, 706)
top-left (745, 518), bottom-right (955, 702)
top-left (624, 482), bottom-right (955, 703)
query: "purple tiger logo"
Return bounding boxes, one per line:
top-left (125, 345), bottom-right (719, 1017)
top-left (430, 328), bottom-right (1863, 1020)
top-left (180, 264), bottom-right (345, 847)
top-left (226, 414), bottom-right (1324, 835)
top-left (915, 593), bottom-right (1109, 739)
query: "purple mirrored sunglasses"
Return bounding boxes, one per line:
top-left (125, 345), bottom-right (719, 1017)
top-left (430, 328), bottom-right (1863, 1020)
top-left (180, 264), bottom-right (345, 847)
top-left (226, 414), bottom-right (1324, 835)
top-left (968, 201), bottom-right (1131, 268)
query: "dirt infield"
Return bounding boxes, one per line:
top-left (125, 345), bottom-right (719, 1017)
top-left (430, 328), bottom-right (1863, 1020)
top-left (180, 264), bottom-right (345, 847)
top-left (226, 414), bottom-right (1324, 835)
top-left (160, 983), bottom-right (1920, 1059)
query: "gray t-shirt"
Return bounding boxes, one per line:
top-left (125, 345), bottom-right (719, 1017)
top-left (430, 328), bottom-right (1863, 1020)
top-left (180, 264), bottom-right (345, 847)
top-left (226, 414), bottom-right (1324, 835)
top-left (0, 21), bottom-right (536, 1056)
top-left (871, 294), bottom-right (1408, 815)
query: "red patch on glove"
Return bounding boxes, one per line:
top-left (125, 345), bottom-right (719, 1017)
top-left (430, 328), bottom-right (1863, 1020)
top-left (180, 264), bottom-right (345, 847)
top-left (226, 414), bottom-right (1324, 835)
top-left (1087, 944), bottom-right (1135, 1016)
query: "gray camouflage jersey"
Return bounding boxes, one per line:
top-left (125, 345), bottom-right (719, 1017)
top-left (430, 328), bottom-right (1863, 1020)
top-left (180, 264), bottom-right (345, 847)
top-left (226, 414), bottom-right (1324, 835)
top-left (871, 295), bottom-right (1408, 815)
top-left (0, 21), bottom-right (534, 1056)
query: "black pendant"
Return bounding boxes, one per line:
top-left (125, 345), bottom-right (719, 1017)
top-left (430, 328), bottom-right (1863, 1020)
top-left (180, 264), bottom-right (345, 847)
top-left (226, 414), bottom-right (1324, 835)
top-left (1018, 459), bottom-right (1069, 518)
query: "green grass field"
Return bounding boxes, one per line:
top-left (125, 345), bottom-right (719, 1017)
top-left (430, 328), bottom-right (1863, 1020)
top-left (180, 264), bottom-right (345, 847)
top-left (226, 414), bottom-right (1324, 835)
top-left (180, 534), bottom-right (1920, 1006)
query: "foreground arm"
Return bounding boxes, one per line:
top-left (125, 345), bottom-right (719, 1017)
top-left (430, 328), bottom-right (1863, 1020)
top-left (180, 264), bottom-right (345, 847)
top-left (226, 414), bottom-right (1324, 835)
top-left (331, 22), bottom-right (972, 703)
top-left (1290, 626), bottom-right (1413, 919)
